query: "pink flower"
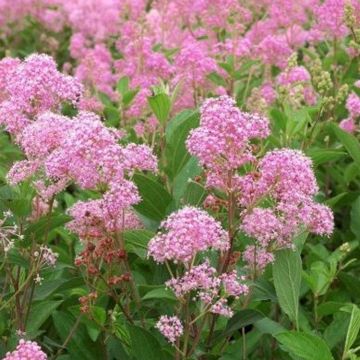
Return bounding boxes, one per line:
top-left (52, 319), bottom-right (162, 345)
top-left (156, 315), bottom-right (183, 344)
top-left (256, 35), bottom-right (292, 69)
top-left (148, 207), bottom-right (229, 264)
top-left (346, 93), bottom-right (360, 119)
top-left (243, 245), bottom-right (275, 272)
top-left (260, 83), bottom-right (277, 104)
top-left (220, 271), bottom-right (249, 298)
top-left (313, 0), bottom-right (348, 39)
top-left (211, 298), bottom-right (233, 318)
top-left (4, 339), bottom-right (47, 360)
top-left (242, 208), bottom-right (284, 247)
top-left (187, 96), bottom-right (269, 189)
top-left (339, 118), bottom-right (357, 133)
top-left (277, 66), bottom-right (311, 86)
top-left (0, 54), bottom-right (82, 136)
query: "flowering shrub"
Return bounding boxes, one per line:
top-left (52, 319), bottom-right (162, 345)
top-left (0, 1), bottom-right (360, 359)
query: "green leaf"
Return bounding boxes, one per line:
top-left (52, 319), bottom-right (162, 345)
top-left (26, 300), bottom-right (63, 335)
top-left (276, 331), bottom-right (334, 360)
top-left (307, 148), bottom-right (347, 166)
top-left (213, 309), bottom-right (264, 344)
top-left (133, 174), bottom-right (173, 221)
top-left (165, 110), bottom-right (200, 179)
top-left (172, 157), bottom-right (201, 204)
top-left (53, 311), bottom-right (102, 360)
top-left (350, 196), bottom-right (360, 240)
top-left (104, 106), bottom-right (120, 128)
top-left (273, 249), bottom-right (302, 328)
top-left (255, 317), bottom-right (286, 336)
top-left (324, 312), bottom-right (349, 349)
top-left (85, 307), bottom-right (106, 342)
top-left (122, 89), bottom-right (139, 107)
top-left (98, 92), bottom-right (113, 107)
top-left (142, 287), bottom-right (176, 301)
top-left (330, 123), bottom-right (360, 168)
top-left (24, 213), bottom-right (71, 240)
top-left (343, 305), bottom-right (360, 357)
top-left (252, 278), bottom-right (277, 302)
top-left (117, 76), bottom-right (129, 94)
top-left (303, 261), bottom-right (336, 296)
top-left (129, 325), bottom-right (164, 360)
top-left (123, 229), bottom-right (155, 259)
top-left (107, 336), bottom-right (131, 360)
top-left (148, 93), bottom-right (171, 125)
top-left (270, 108), bottom-right (287, 133)
top-left (182, 182), bottom-right (206, 206)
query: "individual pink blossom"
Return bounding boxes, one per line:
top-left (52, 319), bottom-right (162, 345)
top-left (300, 203), bottom-right (334, 236)
top-left (35, 245), bottom-right (59, 267)
top-left (67, 199), bottom-right (143, 239)
top-left (255, 149), bottom-right (319, 204)
top-left (7, 160), bottom-right (40, 185)
top-left (156, 315), bottom-right (183, 344)
top-left (73, 45), bottom-right (117, 100)
top-left (0, 54), bottom-right (82, 135)
top-left (3, 339), bottom-right (47, 360)
top-left (277, 66), bottom-right (311, 86)
top-left (339, 118), bottom-right (357, 133)
top-left (165, 261), bottom-right (219, 298)
top-left (241, 208), bottom-right (284, 247)
top-left (28, 197), bottom-right (57, 222)
top-left (187, 95), bottom-right (270, 189)
top-left (260, 83), bottom-right (277, 104)
top-left (256, 35), bottom-right (292, 69)
top-left (243, 245), bottom-right (275, 272)
top-left (0, 57), bottom-right (20, 100)
top-left (313, 0), bottom-right (348, 39)
top-left (210, 298), bottom-right (233, 318)
top-left (148, 207), bottom-right (229, 264)
top-left (18, 112), bottom-right (71, 159)
top-left (134, 122), bottom-right (145, 137)
top-left (220, 271), bottom-right (249, 298)
top-left (346, 93), bottom-right (360, 119)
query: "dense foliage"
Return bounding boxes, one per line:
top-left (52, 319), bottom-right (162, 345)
top-left (0, 0), bottom-right (360, 359)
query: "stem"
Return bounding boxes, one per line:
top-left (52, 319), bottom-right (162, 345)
top-left (51, 314), bottom-right (82, 359)
top-left (99, 274), bottom-right (134, 325)
top-left (242, 327), bottom-right (247, 360)
top-left (189, 306), bottom-right (210, 325)
top-left (117, 216), bottom-right (144, 326)
top-left (44, 197), bottom-right (55, 244)
top-left (0, 269), bottom-right (35, 312)
top-left (182, 295), bottom-right (191, 359)
top-left (314, 294), bottom-right (319, 329)
top-left (187, 315), bottom-right (207, 357)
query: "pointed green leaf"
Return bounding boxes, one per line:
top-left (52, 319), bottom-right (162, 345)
top-left (273, 249), bottom-right (302, 328)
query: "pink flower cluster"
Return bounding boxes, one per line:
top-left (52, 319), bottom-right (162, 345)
top-left (165, 260), bottom-right (248, 317)
top-left (340, 91), bottom-right (360, 133)
top-left (2, 0), bottom-right (360, 118)
top-left (312, 0), bottom-right (348, 39)
top-left (67, 201), bottom-right (142, 240)
top-left (35, 245), bottom-right (59, 267)
top-left (3, 339), bottom-right (47, 360)
top-left (156, 315), bottom-right (183, 344)
top-left (187, 95), bottom-right (270, 189)
top-left (0, 54), bottom-right (82, 136)
top-left (0, 54), bottom-right (158, 267)
top-left (187, 96), bottom-right (334, 272)
top-left (239, 149), bottom-right (334, 271)
top-left (277, 66), bottom-right (317, 105)
top-left (148, 207), bottom-right (229, 264)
